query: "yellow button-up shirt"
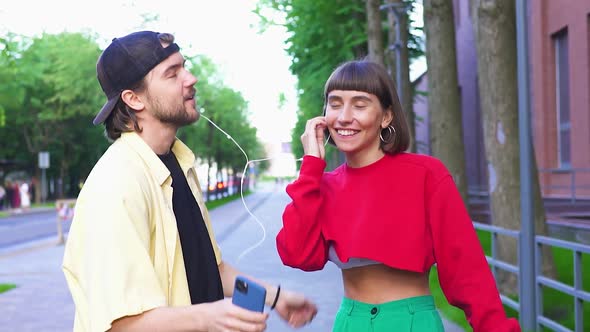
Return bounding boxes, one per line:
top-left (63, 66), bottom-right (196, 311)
top-left (62, 132), bottom-right (221, 332)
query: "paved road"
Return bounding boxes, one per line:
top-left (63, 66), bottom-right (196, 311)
top-left (0, 210), bottom-right (69, 251)
top-left (0, 183), bottom-right (465, 331)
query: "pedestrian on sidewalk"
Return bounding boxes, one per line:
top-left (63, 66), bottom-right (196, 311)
top-left (62, 31), bottom-right (316, 332)
top-left (276, 59), bottom-right (521, 332)
top-left (3, 180), bottom-right (13, 210)
top-left (11, 180), bottom-right (20, 212)
top-left (19, 180), bottom-right (31, 212)
top-left (0, 183), bottom-right (5, 210)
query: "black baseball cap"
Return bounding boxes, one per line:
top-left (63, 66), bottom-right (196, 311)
top-left (93, 31), bottom-right (180, 125)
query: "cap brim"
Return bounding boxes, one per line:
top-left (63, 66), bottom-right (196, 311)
top-left (93, 97), bottom-right (119, 125)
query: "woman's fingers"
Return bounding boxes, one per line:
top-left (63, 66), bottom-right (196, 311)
top-left (301, 116), bottom-right (327, 158)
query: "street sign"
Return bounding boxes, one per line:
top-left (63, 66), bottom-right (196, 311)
top-left (39, 151), bottom-right (50, 169)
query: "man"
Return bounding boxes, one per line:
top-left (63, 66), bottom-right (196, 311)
top-left (62, 31), bottom-right (317, 332)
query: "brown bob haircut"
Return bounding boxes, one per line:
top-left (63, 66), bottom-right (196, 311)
top-left (323, 59), bottom-right (410, 154)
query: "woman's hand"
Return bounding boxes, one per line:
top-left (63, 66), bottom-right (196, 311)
top-left (300, 116), bottom-right (327, 159)
top-left (273, 289), bottom-right (318, 328)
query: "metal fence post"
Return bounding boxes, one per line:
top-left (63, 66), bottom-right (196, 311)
top-left (516, 0), bottom-right (536, 329)
top-left (56, 200), bottom-right (65, 245)
top-left (55, 198), bottom-right (75, 245)
top-left (571, 171), bottom-right (576, 204)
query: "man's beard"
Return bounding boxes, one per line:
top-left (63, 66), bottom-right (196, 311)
top-left (148, 93), bottom-right (199, 127)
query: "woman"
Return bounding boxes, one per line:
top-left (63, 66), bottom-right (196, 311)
top-left (20, 181), bottom-right (31, 211)
top-left (276, 60), bottom-right (520, 332)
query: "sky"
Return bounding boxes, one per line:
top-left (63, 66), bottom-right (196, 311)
top-left (0, 0), bottom-right (426, 148)
top-left (0, 0), bottom-right (299, 145)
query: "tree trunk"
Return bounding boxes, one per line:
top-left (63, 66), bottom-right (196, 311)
top-left (384, 0), bottom-right (416, 152)
top-left (397, 1), bottom-right (416, 153)
top-left (385, 1), bottom-right (397, 78)
top-left (365, 0), bottom-right (385, 66)
top-left (34, 168), bottom-right (42, 204)
top-left (207, 157), bottom-right (213, 201)
top-left (206, 121), bottom-right (215, 201)
top-left (59, 161), bottom-right (66, 199)
top-left (471, 0), bottom-right (556, 295)
top-left (232, 168), bottom-right (241, 194)
top-left (423, 0), bottom-right (469, 206)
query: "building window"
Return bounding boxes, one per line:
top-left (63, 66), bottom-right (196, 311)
top-left (553, 29), bottom-right (571, 168)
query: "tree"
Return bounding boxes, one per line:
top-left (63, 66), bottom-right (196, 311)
top-left (365, 0), bottom-right (385, 65)
top-left (179, 55), bottom-right (265, 198)
top-left (384, 0), bottom-right (417, 152)
top-left (17, 32), bottom-right (105, 199)
top-left (256, 0), bottom-right (422, 166)
top-left (256, 0), bottom-right (368, 169)
top-left (423, 0), bottom-right (469, 205)
top-left (470, 0), bottom-right (555, 294)
top-left (0, 33), bottom-right (23, 129)
top-left (0, 33), bottom-right (28, 169)
top-left (0, 32), bottom-right (106, 200)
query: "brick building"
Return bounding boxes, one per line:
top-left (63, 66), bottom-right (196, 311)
top-left (415, 0), bottom-right (590, 199)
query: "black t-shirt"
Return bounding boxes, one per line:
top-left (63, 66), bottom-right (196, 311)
top-left (158, 150), bottom-right (223, 304)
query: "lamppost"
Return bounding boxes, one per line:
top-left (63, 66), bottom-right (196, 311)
top-left (38, 151), bottom-right (50, 202)
top-left (516, 0), bottom-right (536, 330)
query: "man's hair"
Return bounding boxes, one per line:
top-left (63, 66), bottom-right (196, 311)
top-left (323, 59), bottom-right (410, 154)
top-left (104, 88), bottom-right (144, 141)
top-left (103, 33), bottom-right (176, 141)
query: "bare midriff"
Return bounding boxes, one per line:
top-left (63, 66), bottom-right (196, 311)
top-left (341, 264), bottom-right (430, 304)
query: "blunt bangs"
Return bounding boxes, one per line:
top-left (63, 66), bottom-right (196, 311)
top-left (324, 61), bottom-right (393, 110)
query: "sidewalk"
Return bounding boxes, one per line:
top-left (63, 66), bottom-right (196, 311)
top-left (0, 183), bottom-right (466, 331)
top-left (0, 188), bottom-right (282, 331)
top-left (0, 205), bottom-right (55, 218)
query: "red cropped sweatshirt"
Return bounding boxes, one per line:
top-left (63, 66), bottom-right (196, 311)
top-left (276, 153), bottom-right (521, 332)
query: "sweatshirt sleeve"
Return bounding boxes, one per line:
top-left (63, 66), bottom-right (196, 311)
top-left (428, 175), bottom-right (521, 332)
top-left (276, 155), bottom-right (329, 271)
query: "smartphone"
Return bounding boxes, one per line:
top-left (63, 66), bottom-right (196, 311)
top-left (232, 275), bottom-right (267, 312)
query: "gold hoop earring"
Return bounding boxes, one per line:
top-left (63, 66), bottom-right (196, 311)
top-left (379, 125), bottom-right (396, 144)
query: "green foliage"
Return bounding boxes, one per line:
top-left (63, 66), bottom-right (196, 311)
top-left (178, 55), bottom-right (266, 184)
top-left (405, 0), bottom-right (425, 61)
top-left (0, 33), bottom-right (25, 128)
top-left (0, 284), bottom-right (16, 294)
top-left (255, 0), bottom-right (368, 163)
top-left (255, 0), bottom-right (423, 167)
top-left (205, 190), bottom-right (253, 211)
top-left (0, 32), bottom-right (106, 196)
top-left (0, 32), bottom-right (265, 198)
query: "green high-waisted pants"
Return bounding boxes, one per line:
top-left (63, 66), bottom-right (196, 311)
top-left (333, 295), bottom-right (445, 332)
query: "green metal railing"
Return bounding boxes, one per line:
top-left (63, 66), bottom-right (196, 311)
top-left (535, 236), bottom-right (590, 332)
top-left (473, 221), bottom-right (590, 331)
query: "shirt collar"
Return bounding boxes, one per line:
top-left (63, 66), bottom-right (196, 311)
top-left (119, 132), bottom-right (196, 185)
top-left (170, 137), bottom-right (196, 174)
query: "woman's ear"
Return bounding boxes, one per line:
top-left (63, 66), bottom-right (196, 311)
top-left (120, 89), bottom-right (145, 113)
top-left (382, 108), bottom-right (394, 128)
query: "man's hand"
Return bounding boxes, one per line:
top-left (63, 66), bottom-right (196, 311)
top-left (273, 289), bottom-right (318, 328)
top-left (202, 298), bottom-right (269, 332)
